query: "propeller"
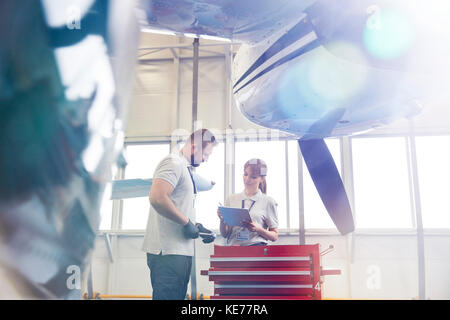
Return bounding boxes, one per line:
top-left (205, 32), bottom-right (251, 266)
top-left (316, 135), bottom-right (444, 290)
top-left (296, 108), bottom-right (355, 235)
top-left (298, 139), bottom-right (354, 235)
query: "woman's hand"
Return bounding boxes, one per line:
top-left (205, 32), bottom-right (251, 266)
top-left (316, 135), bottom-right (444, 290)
top-left (241, 220), bottom-right (278, 242)
top-left (217, 209), bottom-right (225, 223)
top-left (241, 220), bottom-right (262, 233)
top-left (218, 209), bottom-right (231, 238)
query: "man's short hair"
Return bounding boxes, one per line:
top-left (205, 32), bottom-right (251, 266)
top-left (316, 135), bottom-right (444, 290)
top-left (189, 129), bottom-right (217, 149)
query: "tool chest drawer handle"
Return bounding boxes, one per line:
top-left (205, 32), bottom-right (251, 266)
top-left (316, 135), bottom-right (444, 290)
top-left (208, 271), bottom-right (311, 276)
top-left (214, 284), bottom-right (313, 289)
top-left (210, 256), bottom-right (310, 262)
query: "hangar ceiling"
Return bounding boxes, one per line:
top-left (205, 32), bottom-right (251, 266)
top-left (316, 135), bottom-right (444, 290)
top-left (133, 31), bottom-right (450, 135)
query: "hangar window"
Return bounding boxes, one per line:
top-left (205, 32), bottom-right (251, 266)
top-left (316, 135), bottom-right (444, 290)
top-left (120, 143), bottom-right (170, 230)
top-left (415, 135), bottom-right (450, 228)
top-left (352, 137), bottom-right (413, 229)
top-left (195, 142), bottom-right (225, 231)
top-left (235, 140), bottom-right (288, 229)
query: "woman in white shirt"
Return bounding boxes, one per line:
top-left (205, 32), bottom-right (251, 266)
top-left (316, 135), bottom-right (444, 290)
top-left (218, 159), bottom-right (278, 246)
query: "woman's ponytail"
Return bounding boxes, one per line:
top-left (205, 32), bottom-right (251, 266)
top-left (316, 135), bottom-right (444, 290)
top-left (259, 177), bottom-right (267, 194)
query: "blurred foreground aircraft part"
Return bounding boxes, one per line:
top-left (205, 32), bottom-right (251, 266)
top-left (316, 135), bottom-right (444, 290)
top-left (0, 0), bottom-right (139, 298)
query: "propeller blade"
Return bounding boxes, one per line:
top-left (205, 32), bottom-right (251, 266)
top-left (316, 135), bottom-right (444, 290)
top-left (193, 173), bottom-right (216, 192)
top-left (298, 138), bottom-right (354, 235)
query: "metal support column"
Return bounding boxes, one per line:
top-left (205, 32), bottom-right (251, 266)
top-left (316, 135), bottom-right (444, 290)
top-left (87, 263), bottom-right (94, 299)
top-left (341, 136), bottom-right (354, 298)
top-left (171, 38), bottom-right (181, 151)
top-left (192, 38), bottom-right (199, 131)
top-left (224, 44), bottom-right (233, 201)
top-left (190, 37), bottom-right (200, 300)
top-left (297, 144), bottom-right (305, 244)
top-left (408, 123), bottom-right (426, 300)
top-left (104, 233), bottom-right (114, 263)
top-left (106, 167), bottom-right (123, 294)
top-left (285, 141), bottom-right (291, 230)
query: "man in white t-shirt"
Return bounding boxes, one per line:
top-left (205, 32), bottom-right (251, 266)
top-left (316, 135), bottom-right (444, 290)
top-left (142, 129), bottom-right (217, 300)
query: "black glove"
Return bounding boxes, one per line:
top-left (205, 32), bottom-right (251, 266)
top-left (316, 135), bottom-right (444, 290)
top-left (183, 219), bottom-right (199, 239)
top-left (195, 223), bottom-right (216, 244)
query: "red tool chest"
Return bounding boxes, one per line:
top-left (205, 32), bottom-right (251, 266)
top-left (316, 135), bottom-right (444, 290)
top-left (201, 244), bottom-right (339, 300)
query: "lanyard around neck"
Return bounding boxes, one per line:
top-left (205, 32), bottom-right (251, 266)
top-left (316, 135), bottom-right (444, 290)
top-left (187, 167), bottom-right (197, 195)
top-left (242, 199), bottom-right (256, 212)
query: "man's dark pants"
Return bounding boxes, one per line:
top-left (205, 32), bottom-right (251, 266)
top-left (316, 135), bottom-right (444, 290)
top-left (146, 252), bottom-right (192, 300)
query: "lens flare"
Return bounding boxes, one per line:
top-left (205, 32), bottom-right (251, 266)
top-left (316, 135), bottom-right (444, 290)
top-left (363, 8), bottom-right (414, 60)
top-left (277, 43), bottom-right (368, 119)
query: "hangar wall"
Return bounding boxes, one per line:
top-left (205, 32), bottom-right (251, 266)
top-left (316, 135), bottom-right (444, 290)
top-left (86, 35), bottom-right (450, 300)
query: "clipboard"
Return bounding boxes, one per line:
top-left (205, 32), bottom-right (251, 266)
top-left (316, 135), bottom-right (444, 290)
top-left (218, 206), bottom-right (252, 227)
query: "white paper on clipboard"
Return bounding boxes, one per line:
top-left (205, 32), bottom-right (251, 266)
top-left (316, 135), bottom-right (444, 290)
top-left (218, 206), bottom-right (252, 227)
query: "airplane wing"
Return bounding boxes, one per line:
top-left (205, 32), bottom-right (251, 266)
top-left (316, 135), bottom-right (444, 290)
top-left (138, 0), bottom-right (317, 44)
top-left (111, 173), bottom-right (215, 199)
